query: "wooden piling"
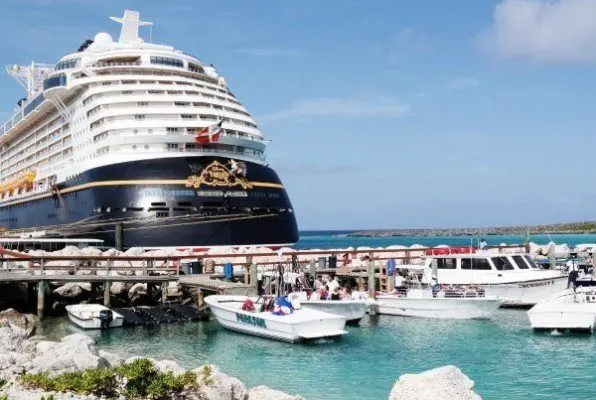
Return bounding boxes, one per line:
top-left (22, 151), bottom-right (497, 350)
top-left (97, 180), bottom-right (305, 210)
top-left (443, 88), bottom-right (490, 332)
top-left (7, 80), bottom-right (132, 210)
top-left (244, 256), bottom-right (252, 285)
top-left (250, 261), bottom-right (258, 295)
top-left (103, 281), bottom-right (111, 307)
top-left (367, 259), bottom-right (376, 297)
top-left (548, 243), bottom-right (556, 270)
top-left (37, 281), bottom-right (45, 320)
top-left (197, 288), bottom-right (205, 309)
top-left (161, 282), bottom-right (167, 304)
top-left (309, 259), bottom-right (316, 278)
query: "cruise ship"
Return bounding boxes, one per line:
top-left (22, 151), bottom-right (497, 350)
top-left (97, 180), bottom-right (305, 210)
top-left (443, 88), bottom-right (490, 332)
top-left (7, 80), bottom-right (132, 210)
top-left (0, 10), bottom-right (298, 249)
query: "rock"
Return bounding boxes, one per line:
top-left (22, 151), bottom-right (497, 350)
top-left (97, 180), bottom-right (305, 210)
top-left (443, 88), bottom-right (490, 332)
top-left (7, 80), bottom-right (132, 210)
top-left (0, 309), bottom-right (39, 337)
top-left (128, 283), bottom-right (147, 299)
top-left (53, 282), bottom-right (91, 298)
top-left (248, 385), bottom-right (304, 400)
top-left (110, 282), bottom-right (130, 296)
top-left (193, 364), bottom-right (248, 400)
top-left (99, 349), bottom-right (125, 367)
top-left (388, 365), bottom-right (481, 400)
top-left (25, 333), bottom-right (109, 376)
top-left (0, 324), bottom-right (36, 379)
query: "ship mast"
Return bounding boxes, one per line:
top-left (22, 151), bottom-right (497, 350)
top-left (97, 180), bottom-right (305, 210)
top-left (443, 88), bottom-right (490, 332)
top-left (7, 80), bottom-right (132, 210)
top-left (6, 62), bottom-right (54, 100)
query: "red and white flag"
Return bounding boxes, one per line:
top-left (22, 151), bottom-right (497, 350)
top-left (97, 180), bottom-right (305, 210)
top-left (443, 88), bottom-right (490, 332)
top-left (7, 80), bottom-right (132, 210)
top-left (195, 120), bottom-right (224, 144)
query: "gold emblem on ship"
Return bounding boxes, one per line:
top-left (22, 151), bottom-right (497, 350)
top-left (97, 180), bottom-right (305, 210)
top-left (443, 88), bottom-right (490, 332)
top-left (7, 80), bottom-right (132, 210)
top-left (185, 160), bottom-right (252, 190)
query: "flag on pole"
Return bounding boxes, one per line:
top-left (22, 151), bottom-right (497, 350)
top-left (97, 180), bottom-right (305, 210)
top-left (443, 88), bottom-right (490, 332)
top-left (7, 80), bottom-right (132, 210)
top-left (195, 120), bottom-right (224, 144)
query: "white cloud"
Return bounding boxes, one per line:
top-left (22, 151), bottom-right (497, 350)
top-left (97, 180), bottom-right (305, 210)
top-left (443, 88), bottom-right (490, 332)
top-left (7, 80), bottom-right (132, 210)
top-left (445, 76), bottom-right (480, 91)
top-left (480, 0), bottom-right (596, 64)
top-left (258, 96), bottom-right (411, 122)
top-left (234, 48), bottom-right (305, 58)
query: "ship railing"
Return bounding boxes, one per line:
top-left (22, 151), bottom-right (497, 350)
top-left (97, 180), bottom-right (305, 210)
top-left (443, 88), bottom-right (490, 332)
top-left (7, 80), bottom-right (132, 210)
top-left (94, 61), bottom-right (142, 68)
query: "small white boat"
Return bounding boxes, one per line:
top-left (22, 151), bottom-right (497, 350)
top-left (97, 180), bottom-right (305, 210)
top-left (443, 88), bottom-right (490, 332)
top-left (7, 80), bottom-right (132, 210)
top-left (286, 292), bottom-right (368, 323)
top-left (375, 289), bottom-right (503, 320)
top-left (205, 295), bottom-right (348, 343)
top-left (65, 304), bottom-right (124, 329)
top-left (528, 286), bottom-right (596, 331)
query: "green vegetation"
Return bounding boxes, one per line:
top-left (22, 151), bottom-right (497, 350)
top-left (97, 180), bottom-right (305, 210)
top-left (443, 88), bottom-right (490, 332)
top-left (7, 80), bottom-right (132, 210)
top-left (0, 394), bottom-right (7, 400)
top-left (0, 379), bottom-right (5, 389)
top-left (41, 396), bottom-right (56, 400)
top-left (19, 358), bottom-right (208, 400)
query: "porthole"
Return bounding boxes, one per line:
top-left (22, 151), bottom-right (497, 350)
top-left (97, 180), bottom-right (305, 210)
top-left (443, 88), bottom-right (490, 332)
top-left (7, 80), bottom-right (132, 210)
top-left (144, 145), bottom-right (149, 150)
top-left (132, 145), bottom-right (137, 150)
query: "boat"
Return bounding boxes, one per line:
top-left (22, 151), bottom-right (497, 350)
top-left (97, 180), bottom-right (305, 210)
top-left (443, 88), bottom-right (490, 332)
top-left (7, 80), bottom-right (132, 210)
top-left (0, 9), bottom-right (298, 249)
top-left (415, 251), bottom-right (568, 306)
top-left (527, 285), bottom-right (596, 332)
top-left (375, 288), bottom-right (503, 320)
top-left (286, 291), bottom-right (368, 323)
top-left (65, 304), bottom-right (124, 329)
top-left (204, 295), bottom-right (348, 343)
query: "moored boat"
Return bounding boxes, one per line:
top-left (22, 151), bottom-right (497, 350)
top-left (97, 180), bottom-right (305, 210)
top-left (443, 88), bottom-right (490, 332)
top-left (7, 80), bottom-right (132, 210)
top-left (204, 295), bottom-right (348, 343)
top-left (65, 304), bottom-right (124, 329)
top-left (527, 286), bottom-right (596, 332)
top-left (417, 252), bottom-right (568, 306)
top-left (375, 288), bottom-right (503, 320)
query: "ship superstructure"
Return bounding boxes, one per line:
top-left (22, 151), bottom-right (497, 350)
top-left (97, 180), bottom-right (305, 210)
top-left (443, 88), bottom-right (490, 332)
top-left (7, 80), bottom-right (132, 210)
top-left (0, 10), bottom-right (298, 248)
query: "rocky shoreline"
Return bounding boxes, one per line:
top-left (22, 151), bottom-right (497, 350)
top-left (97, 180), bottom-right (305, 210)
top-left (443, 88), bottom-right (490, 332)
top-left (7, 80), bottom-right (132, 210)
top-left (0, 309), bottom-right (482, 399)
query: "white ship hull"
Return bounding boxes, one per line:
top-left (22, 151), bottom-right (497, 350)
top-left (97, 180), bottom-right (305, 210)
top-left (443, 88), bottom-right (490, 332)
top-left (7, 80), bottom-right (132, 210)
top-left (375, 295), bottom-right (502, 320)
top-left (205, 295), bottom-right (348, 343)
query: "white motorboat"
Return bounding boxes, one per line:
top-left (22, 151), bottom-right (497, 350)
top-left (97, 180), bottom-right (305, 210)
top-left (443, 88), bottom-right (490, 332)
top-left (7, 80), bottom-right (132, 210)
top-left (204, 295), bottom-right (348, 343)
top-left (65, 304), bottom-right (124, 329)
top-left (286, 292), bottom-right (368, 323)
top-left (416, 252), bottom-right (567, 306)
top-left (375, 288), bottom-right (503, 320)
top-left (527, 286), bottom-right (596, 331)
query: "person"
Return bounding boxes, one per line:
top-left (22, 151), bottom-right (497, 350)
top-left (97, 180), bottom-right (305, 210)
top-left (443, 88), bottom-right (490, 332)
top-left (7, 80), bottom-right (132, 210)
top-left (327, 275), bottom-right (340, 297)
top-left (331, 285), bottom-right (341, 300)
top-left (479, 238), bottom-right (488, 250)
top-left (313, 275), bottom-right (324, 290)
top-left (341, 286), bottom-right (352, 300)
top-left (309, 289), bottom-right (322, 301)
top-left (394, 272), bottom-right (406, 294)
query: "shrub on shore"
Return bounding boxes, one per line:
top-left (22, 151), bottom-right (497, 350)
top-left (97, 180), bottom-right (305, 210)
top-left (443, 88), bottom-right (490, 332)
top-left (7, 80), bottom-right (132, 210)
top-left (19, 358), bottom-right (207, 399)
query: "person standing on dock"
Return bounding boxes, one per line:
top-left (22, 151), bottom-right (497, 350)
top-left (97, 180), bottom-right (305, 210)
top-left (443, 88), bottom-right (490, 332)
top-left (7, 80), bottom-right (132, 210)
top-left (479, 238), bottom-right (487, 251)
top-left (314, 275), bottom-right (324, 290)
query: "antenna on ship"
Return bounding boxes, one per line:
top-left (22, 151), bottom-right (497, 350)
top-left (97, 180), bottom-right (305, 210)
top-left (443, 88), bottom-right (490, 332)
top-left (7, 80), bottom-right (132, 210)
top-left (110, 10), bottom-right (153, 44)
top-left (6, 62), bottom-right (54, 100)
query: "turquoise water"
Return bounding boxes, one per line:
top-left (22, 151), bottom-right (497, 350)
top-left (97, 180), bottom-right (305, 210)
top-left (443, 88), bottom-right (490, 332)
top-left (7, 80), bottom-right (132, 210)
top-left (39, 311), bottom-right (596, 400)
top-left (37, 233), bottom-right (596, 400)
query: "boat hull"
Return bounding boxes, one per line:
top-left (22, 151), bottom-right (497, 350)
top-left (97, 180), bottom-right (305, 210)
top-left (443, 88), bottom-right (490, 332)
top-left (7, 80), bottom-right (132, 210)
top-left (300, 300), bottom-right (368, 323)
top-left (528, 289), bottom-right (596, 331)
top-left (374, 295), bottom-right (502, 319)
top-left (0, 156), bottom-right (298, 249)
top-left (205, 295), bottom-right (347, 343)
top-left (481, 276), bottom-right (568, 307)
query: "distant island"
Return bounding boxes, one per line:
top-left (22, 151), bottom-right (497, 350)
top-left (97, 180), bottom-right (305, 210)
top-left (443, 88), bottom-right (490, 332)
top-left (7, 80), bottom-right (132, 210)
top-left (343, 221), bottom-right (596, 238)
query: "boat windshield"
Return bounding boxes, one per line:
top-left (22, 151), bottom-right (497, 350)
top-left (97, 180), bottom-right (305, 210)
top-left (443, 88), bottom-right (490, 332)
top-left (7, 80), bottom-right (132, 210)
top-left (523, 255), bottom-right (539, 269)
top-left (510, 255), bottom-right (529, 269)
top-left (461, 258), bottom-right (492, 270)
top-left (493, 256), bottom-right (515, 271)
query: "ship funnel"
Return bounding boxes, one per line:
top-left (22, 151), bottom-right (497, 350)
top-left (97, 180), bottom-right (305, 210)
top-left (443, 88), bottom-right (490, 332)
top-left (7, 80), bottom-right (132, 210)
top-left (110, 10), bottom-right (152, 44)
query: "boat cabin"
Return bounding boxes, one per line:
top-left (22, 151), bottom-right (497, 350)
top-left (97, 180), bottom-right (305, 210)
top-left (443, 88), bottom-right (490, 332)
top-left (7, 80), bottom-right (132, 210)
top-left (423, 253), bottom-right (540, 272)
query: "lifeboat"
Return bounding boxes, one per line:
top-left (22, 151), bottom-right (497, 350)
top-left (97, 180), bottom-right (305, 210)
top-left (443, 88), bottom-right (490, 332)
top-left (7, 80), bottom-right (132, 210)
top-left (0, 170), bottom-right (36, 198)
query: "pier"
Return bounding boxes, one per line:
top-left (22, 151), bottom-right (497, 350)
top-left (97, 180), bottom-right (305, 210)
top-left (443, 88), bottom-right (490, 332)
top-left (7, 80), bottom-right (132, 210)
top-left (0, 243), bottom-right (527, 318)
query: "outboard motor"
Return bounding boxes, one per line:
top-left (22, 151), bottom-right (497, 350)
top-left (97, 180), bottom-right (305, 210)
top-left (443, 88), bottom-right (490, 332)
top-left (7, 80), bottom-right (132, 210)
top-left (98, 309), bottom-right (113, 330)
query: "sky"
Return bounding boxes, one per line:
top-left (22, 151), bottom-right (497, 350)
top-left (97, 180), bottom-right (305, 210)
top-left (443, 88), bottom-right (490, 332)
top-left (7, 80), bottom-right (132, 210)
top-left (1, 0), bottom-right (596, 230)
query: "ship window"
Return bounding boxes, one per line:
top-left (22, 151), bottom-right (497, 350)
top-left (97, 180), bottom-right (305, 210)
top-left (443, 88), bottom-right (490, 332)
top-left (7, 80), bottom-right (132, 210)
top-left (150, 56), bottom-right (184, 68)
top-left (138, 101), bottom-right (149, 106)
top-left (436, 258), bottom-right (457, 269)
top-left (512, 256), bottom-right (530, 269)
top-left (132, 145), bottom-right (137, 150)
top-left (493, 257), bottom-right (515, 271)
top-left (135, 115), bottom-right (145, 120)
top-left (461, 258), bottom-right (492, 270)
top-left (43, 74), bottom-right (67, 90)
top-left (133, 129), bottom-right (138, 134)
top-left (144, 145), bottom-right (149, 150)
